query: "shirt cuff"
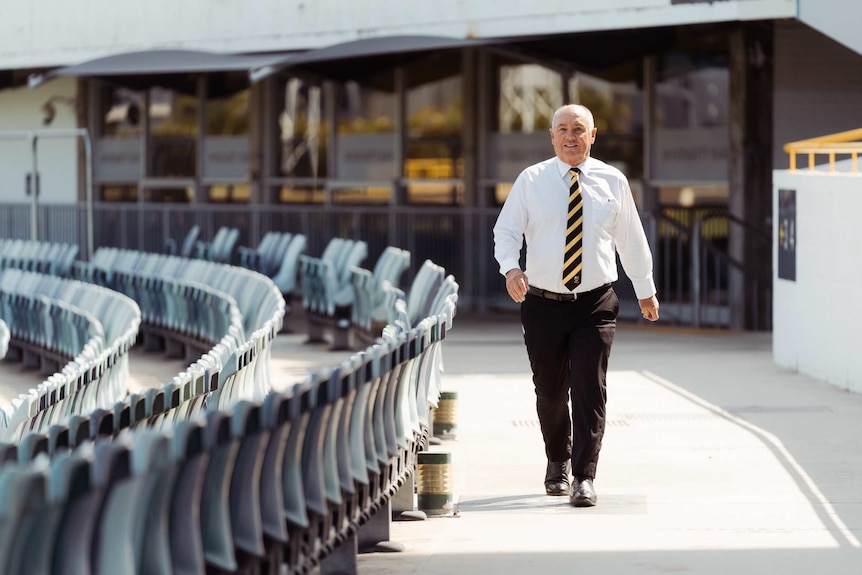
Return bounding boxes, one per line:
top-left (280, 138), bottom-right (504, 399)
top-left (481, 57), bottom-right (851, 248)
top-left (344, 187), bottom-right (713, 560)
top-left (498, 259), bottom-right (521, 277)
top-left (630, 277), bottom-right (657, 300)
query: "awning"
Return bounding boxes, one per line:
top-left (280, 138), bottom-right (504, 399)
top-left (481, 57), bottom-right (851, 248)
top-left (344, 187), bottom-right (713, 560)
top-left (250, 35), bottom-right (501, 82)
top-left (29, 49), bottom-right (293, 94)
top-left (249, 29), bottom-right (685, 86)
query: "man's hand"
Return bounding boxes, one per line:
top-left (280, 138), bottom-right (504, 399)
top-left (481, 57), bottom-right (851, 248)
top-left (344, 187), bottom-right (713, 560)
top-left (505, 268), bottom-right (529, 303)
top-left (639, 295), bottom-right (659, 322)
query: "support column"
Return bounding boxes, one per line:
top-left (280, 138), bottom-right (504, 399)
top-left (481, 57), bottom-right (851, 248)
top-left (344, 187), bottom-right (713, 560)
top-left (729, 22), bottom-right (774, 330)
top-left (641, 55), bottom-right (660, 218)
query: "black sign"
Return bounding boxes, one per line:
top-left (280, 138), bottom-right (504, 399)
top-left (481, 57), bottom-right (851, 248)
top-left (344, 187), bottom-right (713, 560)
top-left (777, 188), bottom-right (796, 281)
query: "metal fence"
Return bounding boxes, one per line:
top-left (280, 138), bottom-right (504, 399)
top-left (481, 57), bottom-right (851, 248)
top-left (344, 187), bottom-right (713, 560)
top-left (0, 202), bottom-right (772, 330)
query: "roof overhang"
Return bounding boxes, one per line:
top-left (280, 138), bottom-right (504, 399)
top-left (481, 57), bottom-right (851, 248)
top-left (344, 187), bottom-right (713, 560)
top-left (250, 34), bottom-right (503, 82)
top-left (28, 49), bottom-right (292, 94)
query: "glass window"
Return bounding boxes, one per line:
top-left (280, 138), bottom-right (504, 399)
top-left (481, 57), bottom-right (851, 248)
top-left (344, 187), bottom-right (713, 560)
top-left (101, 87), bottom-right (143, 138)
top-left (652, 51), bottom-right (729, 185)
top-left (569, 70), bottom-right (644, 183)
top-left (336, 80), bottom-right (396, 172)
top-left (99, 185), bottom-right (138, 203)
top-left (144, 187), bottom-right (193, 203)
top-left (95, 87), bottom-right (143, 182)
top-left (332, 185), bottom-right (392, 205)
top-left (498, 63), bottom-right (562, 134)
top-left (490, 62), bottom-right (564, 203)
top-left (405, 52), bottom-right (463, 205)
top-left (278, 78), bottom-right (328, 178)
top-left (206, 89), bottom-right (250, 136)
top-left (208, 184), bottom-right (251, 203)
top-left (276, 185), bottom-right (325, 204)
top-left (149, 87), bottom-right (198, 178)
top-left (203, 87), bottom-right (251, 182)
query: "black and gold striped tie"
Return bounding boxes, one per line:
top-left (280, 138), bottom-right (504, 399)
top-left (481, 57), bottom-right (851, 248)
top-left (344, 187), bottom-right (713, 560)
top-left (563, 167), bottom-right (583, 290)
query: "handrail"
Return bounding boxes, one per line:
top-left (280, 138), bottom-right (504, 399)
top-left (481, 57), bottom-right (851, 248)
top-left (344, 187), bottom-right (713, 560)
top-left (784, 128), bottom-right (862, 173)
top-left (692, 211), bottom-right (771, 329)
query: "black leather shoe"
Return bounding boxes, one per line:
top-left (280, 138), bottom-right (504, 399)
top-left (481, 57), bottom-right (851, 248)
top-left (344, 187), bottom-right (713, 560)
top-left (544, 461), bottom-right (570, 496)
top-left (570, 478), bottom-right (597, 507)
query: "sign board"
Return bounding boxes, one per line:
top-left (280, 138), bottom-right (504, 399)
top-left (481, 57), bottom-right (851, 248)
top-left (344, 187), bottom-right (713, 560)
top-left (777, 188), bottom-right (796, 281)
top-left (653, 126), bottom-right (728, 183)
top-left (202, 136), bottom-right (250, 180)
top-left (487, 132), bottom-right (552, 181)
top-left (336, 133), bottom-right (396, 180)
top-left (94, 137), bottom-right (141, 181)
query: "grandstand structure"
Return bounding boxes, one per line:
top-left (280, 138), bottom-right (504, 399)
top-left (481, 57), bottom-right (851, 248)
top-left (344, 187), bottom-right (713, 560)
top-left (0, 0), bottom-right (861, 333)
top-left (0, 237), bottom-right (458, 574)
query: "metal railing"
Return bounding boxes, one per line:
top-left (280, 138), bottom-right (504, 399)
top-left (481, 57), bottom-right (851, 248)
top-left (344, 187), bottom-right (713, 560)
top-left (0, 201), bottom-right (772, 330)
top-left (692, 211), bottom-right (771, 331)
top-left (784, 127), bottom-right (862, 173)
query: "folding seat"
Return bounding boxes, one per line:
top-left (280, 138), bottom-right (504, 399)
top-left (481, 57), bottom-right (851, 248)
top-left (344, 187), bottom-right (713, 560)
top-left (329, 354), bottom-right (367, 537)
top-left (265, 232), bottom-right (293, 277)
top-left (218, 227), bottom-right (240, 264)
top-left (169, 416), bottom-right (213, 575)
top-left (93, 431), bottom-right (171, 575)
top-left (228, 401), bottom-right (270, 573)
top-left (349, 267), bottom-right (375, 334)
top-left (2, 453), bottom-right (70, 575)
top-left (256, 391), bottom-right (294, 571)
top-left (53, 440), bottom-right (127, 575)
top-left (180, 225), bottom-right (201, 259)
top-left (348, 351), bottom-right (375, 522)
top-left (280, 381), bottom-right (313, 573)
top-left (298, 370), bottom-right (336, 566)
top-left (134, 420), bottom-right (196, 575)
top-left (364, 342), bottom-right (393, 508)
top-left (48, 423), bottom-right (70, 455)
top-left (405, 259), bottom-right (445, 327)
top-left (199, 410), bottom-right (241, 572)
top-left (319, 367), bottom-right (354, 549)
top-left (17, 432), bottom-right (49, 463)
top-left (239, 231), bottom-right (277, 272)
top-left (196, 226), bottom-right (228, 261)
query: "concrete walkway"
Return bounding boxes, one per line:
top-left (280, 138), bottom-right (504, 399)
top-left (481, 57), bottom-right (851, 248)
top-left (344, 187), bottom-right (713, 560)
top-left (349, 313), bottom-right (862, 575)
top-left (2, 313), bottom-right (862, 574)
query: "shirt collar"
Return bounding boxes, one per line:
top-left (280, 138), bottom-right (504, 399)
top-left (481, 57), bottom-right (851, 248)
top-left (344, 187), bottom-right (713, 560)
top-left (555, 156), bottom-right (591, 180)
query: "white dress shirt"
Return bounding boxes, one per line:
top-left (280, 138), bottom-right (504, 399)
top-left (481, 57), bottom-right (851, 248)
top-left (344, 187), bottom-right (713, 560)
top-left (493, 156), bottom-right (656, 300)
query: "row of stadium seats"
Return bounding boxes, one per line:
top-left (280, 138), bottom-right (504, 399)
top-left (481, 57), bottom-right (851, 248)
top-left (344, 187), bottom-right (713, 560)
top-left (0, 239), bottom-right (78, 277)
top-left (0, 269), bottom-right (142, 442)
top-left (0, 237), bottom-right (458, 574)
top-left (298, 238), bottom-right (369, 350)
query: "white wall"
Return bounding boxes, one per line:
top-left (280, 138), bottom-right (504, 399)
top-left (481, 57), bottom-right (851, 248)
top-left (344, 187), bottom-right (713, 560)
top-left (0, 0), bottom-right (794, 69)
top-left (773, 169), bottom-right (862, 393)
top-left (0, 77), bottom-right (79, 204)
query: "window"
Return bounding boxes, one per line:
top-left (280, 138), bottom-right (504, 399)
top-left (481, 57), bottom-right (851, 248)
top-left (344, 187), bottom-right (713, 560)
top-left (277, 78), bottom-right (328, 179)
top-left (569, 69), bottom-right (644, 184)
top-left (149, 87), bottom-right (198, 178)
top-left (99, 185), bottom-right (138, 203)
top-left (95, 87), bottom-right (143, 183)
top-left (491, 62), bottom-right (564, 204)
top-left (405, 52), bottom-right (464, 205)
top-left (203, 87), bottom-right (251, 184)
top-left (652, 51), bottom-right (729, 186)
top-left (331, 80), bottom-right (397, 204)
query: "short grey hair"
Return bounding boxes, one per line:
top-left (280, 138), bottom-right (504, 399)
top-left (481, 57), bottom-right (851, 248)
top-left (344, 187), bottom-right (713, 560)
top-left (552, 104), bottom-right (595, 131)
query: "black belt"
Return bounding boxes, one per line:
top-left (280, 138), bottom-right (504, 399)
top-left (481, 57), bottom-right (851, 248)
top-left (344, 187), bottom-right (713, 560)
top-left (527, 284), bottom-right (611, 302)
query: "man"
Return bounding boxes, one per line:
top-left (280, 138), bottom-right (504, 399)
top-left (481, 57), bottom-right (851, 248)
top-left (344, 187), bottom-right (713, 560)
top-left (493, 104), bottom-right (659, 507)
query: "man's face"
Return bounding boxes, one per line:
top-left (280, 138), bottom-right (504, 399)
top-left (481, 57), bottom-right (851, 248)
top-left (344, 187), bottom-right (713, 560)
top-left (549, 106), bottom-right (597, 167)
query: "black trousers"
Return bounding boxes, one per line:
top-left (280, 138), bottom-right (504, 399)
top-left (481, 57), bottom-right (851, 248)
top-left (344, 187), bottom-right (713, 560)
top-left (520, 284), bottom-right (618, 480)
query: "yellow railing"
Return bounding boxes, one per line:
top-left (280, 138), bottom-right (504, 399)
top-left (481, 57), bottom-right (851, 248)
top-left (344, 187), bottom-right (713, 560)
top-left (784, 127), bottom-right (862, 173)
